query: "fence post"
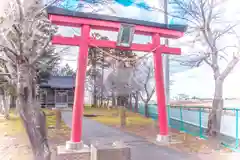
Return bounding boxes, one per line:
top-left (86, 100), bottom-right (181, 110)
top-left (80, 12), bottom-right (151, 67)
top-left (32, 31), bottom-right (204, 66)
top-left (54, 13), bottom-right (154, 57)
top-left (168, 105), bottom-right (171, 126)
top-left (180, 106), bottom-right (184, 131)
top-left (199, 108), bottom-right (203, 138)
top-left (236, 109), bottom-right (239, 149)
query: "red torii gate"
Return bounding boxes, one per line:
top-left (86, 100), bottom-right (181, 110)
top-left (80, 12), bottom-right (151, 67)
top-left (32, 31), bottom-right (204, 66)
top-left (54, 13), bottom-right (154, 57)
top-left (47, 6), bottom-right (186, 149)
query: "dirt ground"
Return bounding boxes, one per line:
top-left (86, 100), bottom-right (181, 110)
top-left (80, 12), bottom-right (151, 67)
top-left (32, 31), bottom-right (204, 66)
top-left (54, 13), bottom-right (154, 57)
top-left (0, 128), bottom-right (72, 160)
top-left (116, 124), bottom-right (227, 153)
top-left (1, 108), bottom-right (237, 160)
top-left (84, 107), bottom-right (238, 159)
top-left (0, 133), bottom-right (31, 160)
top-left (111, 119), bottom-right (239, 160)
top-left (0, 110), bottom-right (72, 160)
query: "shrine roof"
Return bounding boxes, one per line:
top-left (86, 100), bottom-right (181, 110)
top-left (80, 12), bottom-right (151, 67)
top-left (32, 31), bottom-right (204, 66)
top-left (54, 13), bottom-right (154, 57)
top-left (47, 6), bottom-right (187, 33)
top-left (40, 76), bottom-right (75, 89)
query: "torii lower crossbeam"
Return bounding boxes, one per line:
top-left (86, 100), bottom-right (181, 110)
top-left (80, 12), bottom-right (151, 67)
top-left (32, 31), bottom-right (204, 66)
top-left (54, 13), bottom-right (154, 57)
top-left (48, 6), bottom-right (186, 149)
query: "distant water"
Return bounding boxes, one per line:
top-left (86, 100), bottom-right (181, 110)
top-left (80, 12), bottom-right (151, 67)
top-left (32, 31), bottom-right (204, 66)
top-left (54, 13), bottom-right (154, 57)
top-left (224, 100), bottom-right (240, 108)
top-left (143, 100), bottom-right (240, 109)
top-left (137, 102), bottom-right (240, 138)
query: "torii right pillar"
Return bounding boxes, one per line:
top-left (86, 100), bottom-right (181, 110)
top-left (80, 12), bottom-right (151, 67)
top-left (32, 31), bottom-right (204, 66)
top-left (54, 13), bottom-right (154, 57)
top-left (152, 33), bottom-right (169, 142)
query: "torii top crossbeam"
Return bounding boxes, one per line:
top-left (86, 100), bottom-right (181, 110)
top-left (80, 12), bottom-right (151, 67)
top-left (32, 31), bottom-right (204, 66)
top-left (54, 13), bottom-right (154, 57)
top-left (48, 6), bottom-right (186, 35)
top-left (48, 6), bottom-right (186, 53)
top-left (47, 6), bottom-right (187, 145)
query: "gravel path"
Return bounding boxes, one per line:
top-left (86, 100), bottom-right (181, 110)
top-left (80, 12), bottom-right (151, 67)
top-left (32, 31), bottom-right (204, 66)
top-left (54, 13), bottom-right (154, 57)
top-left (62, 111), bottom-right (200, 160)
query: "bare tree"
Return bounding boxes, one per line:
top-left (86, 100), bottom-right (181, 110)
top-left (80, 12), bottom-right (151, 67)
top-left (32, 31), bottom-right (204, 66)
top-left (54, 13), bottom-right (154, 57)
top-left (0, 58), bottom-right (13, 119)
top-left (131, 91), bottom-right (139, 112)
top-left (170, 0), bottom-right (240, 139)
top-left (87, 33), bottom-right (111, 107)
top-left (0, 86), bottom-right (12, 119)
top-left (136, 56), bottom-right (155, 117)
top-left (0, 0), bottom-right (59, 159)
top-left (86, 33), bottom-right (139, 108)
top-left (52, 63), bottom-right (76, 76)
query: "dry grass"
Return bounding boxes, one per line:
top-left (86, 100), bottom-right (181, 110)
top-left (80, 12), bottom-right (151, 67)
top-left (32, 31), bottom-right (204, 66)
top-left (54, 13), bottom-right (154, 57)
top-left (0, 108), bottom-right (71, 160)
top-left (0, 109), bottom-right (31, 159)
top-left (84, 107), bottom-right (153, 127)
top-left (0, 110), bottom-right (24, 136)
top-left (84, 107), bottom-right (233, 155)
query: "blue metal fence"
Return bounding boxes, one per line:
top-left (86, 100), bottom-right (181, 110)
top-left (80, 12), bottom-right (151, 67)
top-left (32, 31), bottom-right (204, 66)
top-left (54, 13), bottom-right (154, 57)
top-left (132, 104), bottom-right (240, 152)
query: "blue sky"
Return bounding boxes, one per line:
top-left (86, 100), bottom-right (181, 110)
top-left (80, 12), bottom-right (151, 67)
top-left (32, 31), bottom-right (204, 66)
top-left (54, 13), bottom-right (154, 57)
top-left (53, 0), bottom-right (185, 25)
top-left (52, 0), bottom-right (240, 99)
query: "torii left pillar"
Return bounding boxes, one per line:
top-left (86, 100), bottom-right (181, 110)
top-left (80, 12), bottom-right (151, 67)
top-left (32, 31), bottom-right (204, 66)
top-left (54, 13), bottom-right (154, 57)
top-left (65, 25), bottom-right (90, 150)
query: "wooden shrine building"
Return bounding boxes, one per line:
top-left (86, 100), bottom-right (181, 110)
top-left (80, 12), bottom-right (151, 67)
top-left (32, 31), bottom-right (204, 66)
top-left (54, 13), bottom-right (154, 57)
top-left (40, 76), bottom-right (75, 108)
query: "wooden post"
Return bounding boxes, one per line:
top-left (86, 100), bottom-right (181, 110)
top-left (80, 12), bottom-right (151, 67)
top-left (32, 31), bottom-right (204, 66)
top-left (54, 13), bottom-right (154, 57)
top-left (54, 89), bottom-right (57, 108)
top-left (51, 108), bottom-right (62, 129)
top-left (119, 106), bottom-right (126, 127)
top-left (56, 109), bottom-right (62, 129)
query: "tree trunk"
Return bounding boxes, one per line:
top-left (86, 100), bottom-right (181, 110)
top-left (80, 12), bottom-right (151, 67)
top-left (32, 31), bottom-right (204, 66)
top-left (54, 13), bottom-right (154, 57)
top-left (97, 97), bottom-right (101, 108)
top-left (10, 96), bottom-right (16, 108)
top-left (0, 95), bottom-right (3, 114)
top-left (17, 65), bottom-right (51, 160)
top-left (129, 94), bottom-right (132, 111)
top-left (144, 102), bottom-right (149, 118)
top-left (112, 91), bottom-right (116, 107)
top-left (3, 93), bottom-right (10, 120)
top-left (106, 99), bottom-right (110, 110)
top-left (20, 107), bottom-right (51, 160)
top-left (100, 55), bottom-right (104, 108)
top-left (207, 79), bottom-right (223, 147)
top-left (92, 81), bottom-right (97, 107)
top-left (100, 96), bottom-right (104, 108)
top-left (134, 91), bottom-right (139, 113)
top-left (15, 98), bottom-right (20, 116)
top-left (92, 50), bottom-right (98, 108)
top-left (0, 89), bottom-right (10, 120)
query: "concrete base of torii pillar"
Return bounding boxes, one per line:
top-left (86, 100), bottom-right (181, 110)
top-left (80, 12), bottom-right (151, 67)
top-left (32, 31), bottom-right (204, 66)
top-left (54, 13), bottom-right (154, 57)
top-left (156, 134), bottom-right (170, 143)
top-left (56, 141), bottom-right (90, 160)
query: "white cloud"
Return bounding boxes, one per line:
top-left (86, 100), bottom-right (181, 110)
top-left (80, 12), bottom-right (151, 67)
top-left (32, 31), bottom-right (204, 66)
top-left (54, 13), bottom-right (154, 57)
top-left (0, 1), bottom-right (8, 17)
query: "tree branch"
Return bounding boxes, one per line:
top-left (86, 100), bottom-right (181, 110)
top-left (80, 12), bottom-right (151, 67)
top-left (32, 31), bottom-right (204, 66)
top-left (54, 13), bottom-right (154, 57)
top-left (30, 37), bottom-right (52, 65)
top-left (0, 45), bottom-right (17, 56)
top-left (37, 0), bottom-right (60, 15)
top-left (0, 30), bottom-right (19, 54)
top-left (203, 56), bottom-right (213, 67)
top-left (206, 0), bottom-right (214, 27)
top-left (139, 92), bottom-right (146, 103)
top-left (219, 55), bottom-right (240, 80)
top-left (148, 87), bottom-right (155, 101)
top-left (15, 0), bottom-right (24, 22)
